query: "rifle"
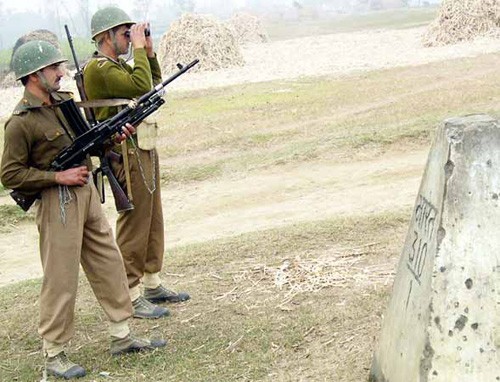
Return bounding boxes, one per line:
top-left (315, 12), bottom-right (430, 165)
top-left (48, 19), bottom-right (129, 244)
top-left (64, 24), bottom-right (133, 213)
top-left (9, 58), bottom-right (200, 212)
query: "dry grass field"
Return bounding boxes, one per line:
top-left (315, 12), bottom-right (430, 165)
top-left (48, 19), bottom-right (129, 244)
top-left (0, 8), bottom-right (499, 382)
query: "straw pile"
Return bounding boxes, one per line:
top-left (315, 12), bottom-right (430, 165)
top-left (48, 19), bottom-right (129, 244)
top-left (422, 0), bottom-right (500, 47)
top-left (223, 244), bottom-right (395, 308)
top-left (158, 13), bottom-right (244, 74)
top-left (226, 12), bottom-right (269, 44)
top-left (272, 254), bottom-right (393, 302)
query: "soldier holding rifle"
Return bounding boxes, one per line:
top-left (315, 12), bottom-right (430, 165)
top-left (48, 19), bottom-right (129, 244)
top-left (84, 6), bottom-right (190, 320)
top-left (0, 40), bottom-right (166, 380)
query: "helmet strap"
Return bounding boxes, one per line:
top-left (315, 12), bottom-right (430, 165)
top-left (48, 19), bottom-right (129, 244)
top-left (109, 28), bottom-right (121, 59)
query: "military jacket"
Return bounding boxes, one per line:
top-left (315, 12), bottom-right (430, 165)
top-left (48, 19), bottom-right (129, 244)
top-left (83, 47), bottom-right (162, 121)
top-left (0, 90), bottom-right (88, 194)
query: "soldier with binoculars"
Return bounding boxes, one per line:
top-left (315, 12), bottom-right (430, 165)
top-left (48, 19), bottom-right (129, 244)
top-left (84, 6), bottom-right (190, 321)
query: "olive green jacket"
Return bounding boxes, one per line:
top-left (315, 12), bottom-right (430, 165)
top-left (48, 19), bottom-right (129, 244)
top-left (1, 90), bottom-right (83, 194)
top-left (83, 47), bottom-right (162, 121)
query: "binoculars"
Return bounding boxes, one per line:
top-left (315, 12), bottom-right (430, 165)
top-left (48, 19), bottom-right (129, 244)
top-left (124, 28), bottom-right (150, 38)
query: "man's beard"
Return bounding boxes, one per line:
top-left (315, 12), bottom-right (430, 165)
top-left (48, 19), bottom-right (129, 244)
top-left (48, 80), bottom-right (61, 92)
top-left (120, 43), bottom-right (131, 56)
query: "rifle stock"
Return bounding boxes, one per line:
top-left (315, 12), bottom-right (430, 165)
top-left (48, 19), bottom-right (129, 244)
top-left (96, 154), bottom-right (134, 213)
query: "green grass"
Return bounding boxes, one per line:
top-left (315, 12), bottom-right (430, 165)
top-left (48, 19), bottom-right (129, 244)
top-left (0, 48), bottom-right (12, 72)
top-left (0, 204), bottom-right (34, 231)
top-left (59, 37), bottom-right (95, 69)
top-left (155, 53), bottom-right (500, 184)
top-left (161, 162), bottom-right (224, 183)
top-left (265, 8), bottom-right (438, 40)
top-left (0, 210), bottom-right (409, 381)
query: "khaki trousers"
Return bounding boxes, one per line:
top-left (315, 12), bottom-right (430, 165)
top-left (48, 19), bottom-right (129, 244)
top-left (36, 183), bottom-right (132, 344)
top-left (116, 147), bottom-right (164, 288)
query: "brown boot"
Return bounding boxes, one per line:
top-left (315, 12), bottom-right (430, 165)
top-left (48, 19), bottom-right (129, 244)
top-left (110, 334), bottom-right (167, 355)
top-left (45, 351), bottom-right (86, 379)
top-left (144, 285), bottom-right (190, 303)
top-left (132, 295), bottom-right (170, 319)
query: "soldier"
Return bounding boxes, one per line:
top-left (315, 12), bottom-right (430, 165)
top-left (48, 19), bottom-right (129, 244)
top-left (84, 6), bottom-right (190, 319)
top-left (0, 40), bottom-right (166, 380)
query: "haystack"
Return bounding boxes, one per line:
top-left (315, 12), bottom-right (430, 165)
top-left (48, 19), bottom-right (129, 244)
top-left (158, 13), bottom-right (244, 74)
top-left (1, 30), bottom-right (61, 89)
top-left (226, 12), bottom-right (269, 45)
top-left (422, 0), bottom-right (500, 46)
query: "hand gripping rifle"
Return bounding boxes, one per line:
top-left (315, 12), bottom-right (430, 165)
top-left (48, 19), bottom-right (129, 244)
top-left (10, 53), bottom-right (199, 212)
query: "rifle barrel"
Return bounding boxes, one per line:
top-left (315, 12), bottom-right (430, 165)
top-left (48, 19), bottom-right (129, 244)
top-left (141, 59), bottom-right (200, 104)
top-left (64, 24), bottom-right (81, 73)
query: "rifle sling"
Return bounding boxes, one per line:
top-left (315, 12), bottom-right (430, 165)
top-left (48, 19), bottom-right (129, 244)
top-left (76, 99), bottom-right (132, 108)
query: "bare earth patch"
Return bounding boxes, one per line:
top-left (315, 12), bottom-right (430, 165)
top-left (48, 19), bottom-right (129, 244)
top-left (0, 148), bottom-right (426, 287)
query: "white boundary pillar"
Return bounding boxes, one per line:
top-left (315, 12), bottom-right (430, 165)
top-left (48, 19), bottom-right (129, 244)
top-left (369, 115), bottom-right (499, 382)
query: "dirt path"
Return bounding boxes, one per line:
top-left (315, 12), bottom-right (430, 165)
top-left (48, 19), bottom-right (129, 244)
top-left (0, 147), bottom-right (427, 287)
top-left (163, 148), bottom-right (426, 247)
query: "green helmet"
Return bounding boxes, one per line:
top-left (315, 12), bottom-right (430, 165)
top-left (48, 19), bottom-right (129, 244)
top-left (91, 6), bottom-right (135, 40)
top-left (11, 40), bottom-right (67, 80)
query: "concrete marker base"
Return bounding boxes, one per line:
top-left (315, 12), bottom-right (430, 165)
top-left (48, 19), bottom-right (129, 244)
top-left (369, 115), bottom-right (499, 382)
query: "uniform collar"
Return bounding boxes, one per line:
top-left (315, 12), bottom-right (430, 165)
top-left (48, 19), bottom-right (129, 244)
top-left (13, 89), bottom-right (72, 115)
top-left (93, 50), bottom-right (121, 65)
top-left (12, 89), bottom-right (47, 114)
top-left (23, 88), bottom-right (51, 107)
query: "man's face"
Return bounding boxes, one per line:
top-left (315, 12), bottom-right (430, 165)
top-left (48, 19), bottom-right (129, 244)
top-left (113, 25), bottom-right (131, 55)
top-left (40, 63), bottom-right (65, 91)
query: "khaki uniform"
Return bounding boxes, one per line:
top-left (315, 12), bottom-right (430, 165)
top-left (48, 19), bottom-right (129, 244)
top-left (0, 90), bottom-right (132, 344)
top-left (83, 48), bottom-right (164, 289)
